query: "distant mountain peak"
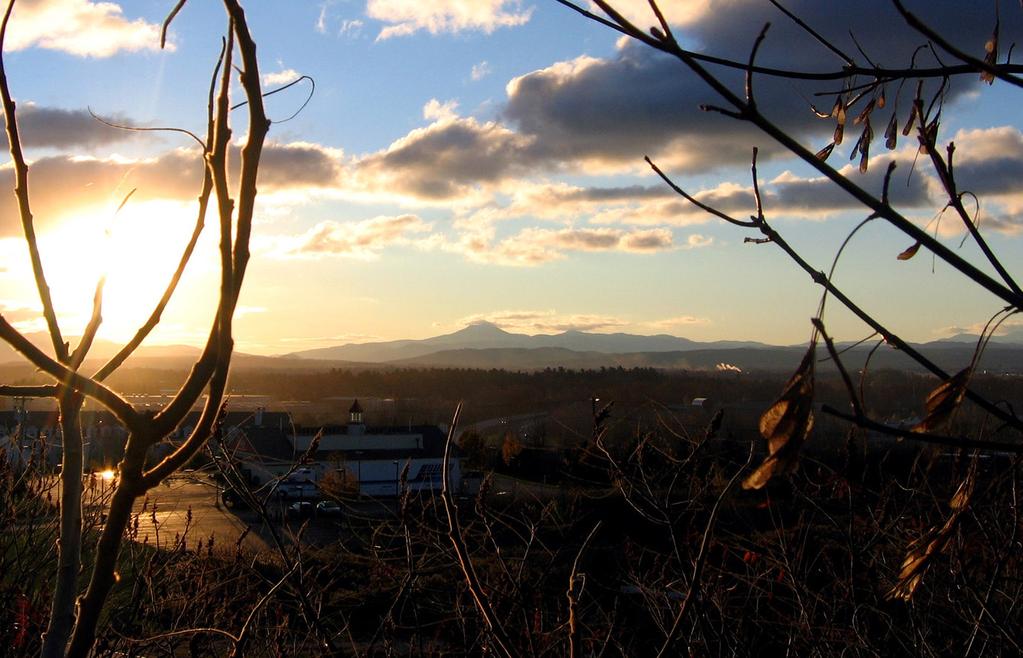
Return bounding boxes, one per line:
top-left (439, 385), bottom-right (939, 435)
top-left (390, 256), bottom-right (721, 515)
top-left (457, 321), bottom-right (512, 335)
top-left (284, 323), bottom-right (771, 363)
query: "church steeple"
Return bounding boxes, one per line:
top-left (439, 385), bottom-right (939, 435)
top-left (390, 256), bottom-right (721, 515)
top-left (348, 399), bottom-right (365, 435)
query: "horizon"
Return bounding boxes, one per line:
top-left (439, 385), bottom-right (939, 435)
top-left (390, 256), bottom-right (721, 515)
top-left (0, 2), bottom-right (1019, 356)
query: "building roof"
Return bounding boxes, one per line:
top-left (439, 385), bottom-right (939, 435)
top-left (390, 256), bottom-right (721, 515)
top-left (176, 409), bottom-right (292, 434)
top-left (311, 425), bottom-right (455, 461)
top-left (228, 425), bottom-right (296, 464)
top-left (0, 409), bottom-right (121, 430)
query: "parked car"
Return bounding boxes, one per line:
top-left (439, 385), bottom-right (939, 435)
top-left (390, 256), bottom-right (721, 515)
top-left (287, 501), bottom-right (313, 518)
top-left (316, 500), bottom-right (342, 516)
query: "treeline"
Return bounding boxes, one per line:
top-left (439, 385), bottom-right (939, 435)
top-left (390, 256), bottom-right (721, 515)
top-left (4, 362), bottom-right (1020, 429)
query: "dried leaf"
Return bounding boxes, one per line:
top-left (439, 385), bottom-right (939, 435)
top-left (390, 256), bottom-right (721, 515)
top-left (815, 142), bottom-right (835, 161)
top-left (897, 241), bottom-right (921, 260)
top-left (887, 462), bottom-right (975, 600)
top-left (877, 89), bottom-right (886, 109)
top-left (884, 113), bottom-right (898, 150)
top-left (833, 122), bottom-right (845, 146)
top-left (913, 368), bottom-right (970, 433)
top-left (743, 342), bottom-right (816, 490)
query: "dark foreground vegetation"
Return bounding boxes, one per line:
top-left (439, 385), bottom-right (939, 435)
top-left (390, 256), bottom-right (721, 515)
top-left (3, 381), bottom-right (1021, 656)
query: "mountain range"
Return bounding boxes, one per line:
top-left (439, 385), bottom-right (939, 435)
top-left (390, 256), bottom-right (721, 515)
top-left (2, 322), bottom-right (1021, 374)
top-left (283, 321), bottom-right (1023, 373)
top-left (285, 321), bottom-right (769, 362)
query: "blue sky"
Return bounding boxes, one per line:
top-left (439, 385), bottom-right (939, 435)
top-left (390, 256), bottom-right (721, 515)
top-left (0, 0), bottom-right (1020, 355)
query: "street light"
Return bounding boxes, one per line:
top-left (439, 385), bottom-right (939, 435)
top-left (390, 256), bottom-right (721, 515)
top-left (354, 450), bottom-right (364, 497)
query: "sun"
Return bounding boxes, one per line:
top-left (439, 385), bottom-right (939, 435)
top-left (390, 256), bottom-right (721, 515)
top-left (35, 199), bottom-right (221, 346)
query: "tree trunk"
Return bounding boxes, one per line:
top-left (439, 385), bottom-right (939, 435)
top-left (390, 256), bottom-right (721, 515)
top-left (40, 392), bottom-right (84, 658)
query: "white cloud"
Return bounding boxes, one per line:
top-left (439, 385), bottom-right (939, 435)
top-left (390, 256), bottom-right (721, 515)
top-left (455, 309), bottom-right (630, 334)
top-left (422, 98), bottom-right (459, 122)
top-left (585, 0), bottom-right (712, 29)
top-left (353, 115), bottom-right (536, 201)
top-left (263, 68), bottom-right (301, 87)
top-left (454, 226), bottom-right (673, 266)
top-left (367, 0), bottom-right (533, 39)
top-left (339, 19), bottom-right (365, 37)
top-left (283, 214), bottom-right (431, 259)
top-left (471, 60), bottom-right (492, 81)
top-left (648, 315), bottom-right (711, 330)
top-left (8, 0), bottom-right (166, 57)
top-left (685, 234), bottom-right (714, 249)
top-left (234, 306), bottom-right (268, 318)
top-left (315, 3), bottom-right (330, 33)
top-left (0, 141), bottom-right (344, 236)
top-left (14, 103), bottom-right (136, 149)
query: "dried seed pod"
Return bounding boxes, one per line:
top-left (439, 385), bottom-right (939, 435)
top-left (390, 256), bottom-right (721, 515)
top-left (854, 98), bottom-right (875, 125)
top-left (888, 460), bottom-right (976, 600)
top-left (913, 368), bottom-right (970, 433)
top-left (897, 241), bottom-right (921, 260)
top-left (981, 24), bottom-right (998, 83)
top-left (858, 120), bottom-right (873, 173)
top-left (902, 103), bottom-right (918, 137)
top-left (884, 113), bottom-right (899, 150)
top-left (743, 342), bottom-right (816, 490)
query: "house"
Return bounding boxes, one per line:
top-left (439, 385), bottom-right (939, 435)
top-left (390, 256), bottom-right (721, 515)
top-left (0, 407), bottom-right (129, 471)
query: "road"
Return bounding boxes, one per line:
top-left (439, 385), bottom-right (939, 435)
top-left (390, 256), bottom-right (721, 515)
top-left (460, 411), bottom-right (547, 436)
top-left (132, 473), bottom-right (269, 554)
top-left (46, 472), bottom-right (389, 556)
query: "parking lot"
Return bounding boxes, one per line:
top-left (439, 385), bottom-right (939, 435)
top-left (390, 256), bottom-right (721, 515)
top-left (133, 473), bottom-right (269, 553)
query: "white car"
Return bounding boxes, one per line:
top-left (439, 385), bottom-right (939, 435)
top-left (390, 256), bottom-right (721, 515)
top-left (316, 500), bottom-right (342, 516)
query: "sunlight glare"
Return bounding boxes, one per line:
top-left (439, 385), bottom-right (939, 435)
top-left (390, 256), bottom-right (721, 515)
top-left (39, 199), bottom-right (219, 344)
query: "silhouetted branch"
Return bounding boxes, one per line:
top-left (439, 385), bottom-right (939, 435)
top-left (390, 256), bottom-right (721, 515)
top-left (0, 315), bottom-right (140, 429)
top-left (893, 0), bottom-right (1023, 89)
top-left (442, 402), bottom-right (516, 658)
top-left (0, 0), bottom-right (67, 363)
top-left (822, 405), bottom-right (1023, 453)
top-left (576, 0), bottom-right (1023, 312)
top-left (656, 444), bottom-right (752, 657)
top-left (0, 384), bottom-right (58, 397)
top-left (554, 0), bottom-right (1023, 82)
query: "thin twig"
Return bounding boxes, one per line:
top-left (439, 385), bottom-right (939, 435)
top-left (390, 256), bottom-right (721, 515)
top-left (441, 402), bottom-right (516, 658)
top-left (655, 445), bottom-right (753, 657)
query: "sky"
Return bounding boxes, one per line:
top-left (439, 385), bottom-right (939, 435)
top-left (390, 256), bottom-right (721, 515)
top-left (0, 0), bottom-right (1021, 356)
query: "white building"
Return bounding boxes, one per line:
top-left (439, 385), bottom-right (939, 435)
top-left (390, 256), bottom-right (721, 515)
top-left (223, 400), bottom-right (461, 498)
